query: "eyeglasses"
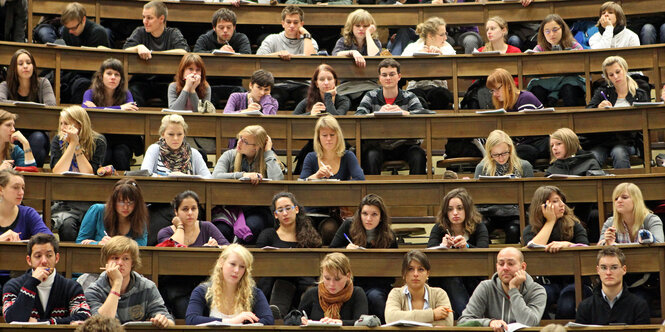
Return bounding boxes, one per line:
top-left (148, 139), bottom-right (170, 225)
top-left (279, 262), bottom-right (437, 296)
top-left (238, 137), bottom-right (256, 146)
top-left (116, 200), bottom-right (135, 207)
top-left (491, 151), bottom-right (510, 158)
top-left (66, 20), bottom-right (83, 32)
top-left (489, 85), bottom-right (502, 94)
top-left (599, 265), bottom-right (622, 272)
top-left (380, 72), bottom-right (399, 78)
top-left (275, 205), bottom-right (295, 214)
top-left (544, 27), bottom-right (561, 35)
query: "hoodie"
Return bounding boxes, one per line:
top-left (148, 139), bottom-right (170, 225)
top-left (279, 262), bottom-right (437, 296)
top-left (458, 272), bottom-right (546, 327)
top-left (545, 149), bottom-right (601, 176)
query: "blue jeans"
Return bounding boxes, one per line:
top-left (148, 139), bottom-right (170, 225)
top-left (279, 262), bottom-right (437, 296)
top-left (387, 28), bottom-right (417, 56)
top-left (430, 277), bottom-right (469, 319)
top-left (590, 144), bottom-right (636, 169)
top-left (365, 287), bottom-right (389, 323)
top-left (543, 282), bottom-right (592, 319)
top-left (640, 23), bottom-right (665, 44)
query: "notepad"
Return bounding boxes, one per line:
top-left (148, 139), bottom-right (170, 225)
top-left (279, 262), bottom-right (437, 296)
top-left (12, 101), bottom-right (45, 107)
top-left (476, 109), bottom-right (506, 114)
top-left (382, 320), bottom-right (433, 327)
top-left (519, 107), bottom-right (555, 112)
top-left (412, 52), bottom-right (439, 57)
top-left (212, 49), bottom-right (238, 55)
top-left (633, 101), bottom-right (664, 106)
top-left (472, 48), bottom-right (501, 55)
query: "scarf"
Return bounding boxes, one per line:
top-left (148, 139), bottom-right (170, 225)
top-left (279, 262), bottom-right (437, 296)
top-left (495, 163), bottom-right (510, 176)
top-left (158, 137), bottom-right (192, 174)
top-left (318, 279), bottom-right (354, 320)
top-left (598, 24), bottom-right (625, 36)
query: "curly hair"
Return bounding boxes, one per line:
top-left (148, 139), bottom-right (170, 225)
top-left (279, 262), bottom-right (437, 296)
top-left (349, 194), bottom-right (394, 248)
top-left (271, 192), bottom-right (322, 248)
top-left (206, 244), bottom-right (255, 314)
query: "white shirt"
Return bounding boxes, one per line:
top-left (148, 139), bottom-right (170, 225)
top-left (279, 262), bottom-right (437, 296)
top-left (404, 286), bottom-right (430, 311)
top-left (36, 268), bottom-right (56, 311)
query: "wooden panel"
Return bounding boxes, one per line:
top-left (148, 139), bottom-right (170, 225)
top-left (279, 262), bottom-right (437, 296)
top-left (156, 249), bottom-right (219, 276)
top-left (573, 108), bottom-right (642, 133)
top-left (252, 251), bottom-right (320, 277)
top-left (456, 56), bottom-right (518, 77)
top-left (209, 181), bottom-right (286, 205)
top-left (289, 183), bottom-right (363, 207)
top-left (360, 118), bottom-right (427, 139)
top-left (290, 118), bottom-right (356, 140)
top-left (501, 113), bottom-right (569, 137)
top-left (457, 181), bottom-right (520, 205)
top-left (89, 111), bottom-right (146, 135)
top-left (523, 179), bottom-right (597, 203)
top-left (220, 116), bottom-right (288, 139)
top-left (554, 0), bottom-right (608, 19)
top-left (431, 116), bottom-right (496, 138)
top-left (488, 2), bottom-right (552, 24)
top-left (366, 182), bottom-right (441, 207)
top-left (601, 175), bottom-right (665, 202)
top-left (524, 250), bottom-right (577, 276)
top-left (428, 251), bottom-right (491, 276)
top-left (14, 106), bottom-right (60, 131)
top-left (522, 53), bottom-right (586, 76)
top-left (424, 3), bottom-right (484, 25)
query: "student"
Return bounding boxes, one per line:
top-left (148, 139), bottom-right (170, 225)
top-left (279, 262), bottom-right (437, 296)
top-left (0, 170), bottom-right (51, 242)
top-left (0, 49), bottom-right (55, 167)
top-left (82, 58), bottom-right (141, 171)
top-left (401, 17), bottom-right (455, 110)
top-left (76, 178), bottom-right (148, 246)
top-left (50, 106), bottom-right (107, 175)
top-left (0, 110), bottom-right (36, 169)
top-left (427, 188), bottom-right (488, 318)
top-left (589, 1), bottom-right (640, 49)
top-left (545, 127), bottom-right (601, 176)
top-left (85, 236), bottom-right (174, 327)
top-left (256, 192), bottom-right (321, 315)
top-left (385, 250), bottom-right (453, 326)
top-left (293, 65), bottom-right (350, 115)
top-left (299, 252), bottom-right (368, 326)
top-left (527, 14), bottom-right (585, 107)
top-left (193, 8), bottom-right (251, 54)
top-left (575, 246), bottom-right (650, 325)
top-left (458, 247), bottom-right (546, 330)
top-left (167, 54), bottom-right (211, 112)
top-left (74, 315), bottom-right (125, 332)
top-left (140, 114), bottom-right (211, 177)
top-left (479, 16), bottom-right (522, 54)
top-left (487, 68), bottom-right (542, 112)
top-left (330, 194), bottom-right (396, 323)
top-left (2, 233), bottom-right (91, 324)
top-left (185, 244), bottom-right (273, 325)
top-left (332, 9), bottom-right (380, 68)
top-left (355, 58), bottom-right (426, 175)
top-left (224, 69), bottom-right (278, 115)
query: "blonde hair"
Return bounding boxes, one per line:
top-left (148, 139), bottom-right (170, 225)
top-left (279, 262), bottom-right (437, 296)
top-left (341, 9), bottom-right (377, 47)
top-left (0, 110), bottom-right (17, 160)
top-left (313, 115), bottom-right (345, 158)
top-left (549, 128), bottom-right (581, 162)
top-left (58, 106), bottom-right (101, 159)
top-left (483, 16), bottom-right (508, 51)
top-left (158, 114), bottom-right (188, 136)
top-left (235, 125), bottom-right (269, 176)
top-left (612, 183), bottom-right (652, 238)
top-left (416, 17), bottom-right (446, 43)
top-left (540, 323), bottom-right (567, 332)
top-left (100, 236), bottom-right (141, 270)
top-left (481, 130), bottom-right (523, 176)
top-left (205, 244), bottom-right (255, 314)
top-left (319, 252), bottom-right (352, 283)
top-left (602, 56), bottom-right (638, 97)
top-left (486, 68), bottom-right (519, 110)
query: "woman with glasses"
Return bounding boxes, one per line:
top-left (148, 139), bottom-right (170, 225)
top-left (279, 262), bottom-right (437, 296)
top-left (486, 68), bottom-right (543, 112)
top-left (76, 178), bottom-right (148, 246)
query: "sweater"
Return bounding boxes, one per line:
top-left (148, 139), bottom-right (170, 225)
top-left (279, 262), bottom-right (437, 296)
top-left (256, 31), bottom-right (319, 55)
top-left (458, 272), bottom-right (546, 327)
top-left (49, 135), bottom-right (107, 174)
top-left (427, 222), bottom-right (489, 248)
top-left (82, 89), bottom-right (134, 109)
top-left (255, 227), bottom-right (298, 248)
top-left (2, 270), bottom-right (91, 324)
top-left (167, 83), bottom-right (212, 111)
top-left (384, 285), bottom-right (454, 326)
top-left (506, 91), bottom-right (543, 112)
top-left (75, 203), bottom-right (147, 246)
top-left (212, 149), bottom-right (283, 180)
top-left (299, 151), bottom-right (365, 181)
top-left (157, 220), bottom-right (230, 246)
top-left (597, 213), bottom-right (664, 244)
top-left (223, 92), bottom-right (278, 115)
top-left (7, 145), bottom-right (36, 167)
top-left (85, 271), bottom-right (173, 323)
top-left (123, 26), bottom-right (189, 51)
top-left (586, 84), bottom-right (649, 109)
top-left (193, 29), bottom-right (251, 54)
top-left (140, 143), bottom-right (211, 178)
top-left (355, 88), bottom-right (423, 115)
top-left (575, 285), bottom-right (649, 325)
top-left (292, 94), bottom-right (350, 115)
top-left (329, 219), bottom-right (398, 249)
top-left (545, 149), bottom-right (602, 176)
top-left (185, 283), bottom-right (273, 325)
top-left (522, 221), bottom-right (589, 245)
top-left (298, 286), bottom-right (368, 326)
top-left (0, 78), bottom-right (56, 106)
top-left (473, 159), bottom-right (534, 178)
top-left (0, 205), bottom-right (52, 239)
top-left (332, 37), bottom-right (382, 56)
top-left (589, 25), bottom-right (640, 49)
top-left (62, 20), bottom-right (110, 47)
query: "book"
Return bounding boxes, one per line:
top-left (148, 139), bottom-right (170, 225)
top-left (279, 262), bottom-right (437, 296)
top-left (382, 320), bottom-right (433, 327)
top-left (212, 49), bottom-right (238, 55)
top-left (412, 52), bottom-right (439, 57)
top-left (472, 48), bottom-right (501, 55)
top-left (633, 101), bottom-right (664, 106)
top-left (476, 109), bottom-right (506, 114)
top-left (519, 107), bottom-right (555, 112)
top-left (161, 109), bottom-right (192, 113)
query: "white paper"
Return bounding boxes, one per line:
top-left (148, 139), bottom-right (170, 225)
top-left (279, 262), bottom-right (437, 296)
top-left (261, 246), bottom-right (280, 250)
top-left (238, 177), bottom-right (272, 181)
top-left (472, 48), bottom-right (501, 55)
top-left (240, 110), bottom-right (263, 115)
top-left (633, 101), bottom-right (664, 106)
top-left (304, 320), bottom-right (342, 327)
top-left (305, 178), bottom-right (340, 182)
top-left (426, 245), bottom-right (449, 250)
top-left (212, 49), bottom-right (238, 55)
top-left (565, 322), bottom-right (603, 327)
top-left (546, 174), bottom-right (581, 178)
top-left (519, 107), bottom-right (555, 112)
top-left (526, 241), bottom-right (546, 249)
top-left (10, 321), bottom-right (50, 325)
top-left (167, 173), bottom-right (204, 179)
top-left (161, 109), bottom-right (193, 113)
top-left (122, 321), bottom-right (153, 326)
top-left (476, 109), bottom-right (506, 114)
top-left (507, 322), bottom-right (529, 332)
top-left (12, 101), bottom-right (45, 107)
top-left (62, 171), bottom-right (92, 176)
top-left (412, 52), bottom-right (439, 57)
top-left (382, 320), bottom-right (433, 327)
top-left (196, 321), bottom-right (263, 326)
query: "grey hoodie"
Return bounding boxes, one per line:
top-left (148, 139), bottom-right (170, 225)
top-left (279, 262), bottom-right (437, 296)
top-left (458, 272), bottom-right (546, 326)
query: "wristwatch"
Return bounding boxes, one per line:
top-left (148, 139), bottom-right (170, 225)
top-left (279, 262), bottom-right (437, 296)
top-left (302, 33), bottom-right (311, 40)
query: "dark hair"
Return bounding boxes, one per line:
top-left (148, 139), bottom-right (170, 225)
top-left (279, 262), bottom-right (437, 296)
top-left (250, 69), bottom-right (274, 88)
top-left (436, 188), bottom-right (483, 237)
top-left (89, 58), bottom-right (128, 107)
top-left (401, 250), bottom-right (430, 277)
top-left (596, 245), bottom-right (626, 265)
top-left (212, 8), bottom-right (237, 26)
top-left (28, 233), bottom-right (59, 256)
top-left (281, 5), bottom-right (304, 21)
top-left (7, 49), bottom-right (39, 102)
top-left (377, 58), bottom-right (400, 74)
top-left (536, 14), bottom-right (577, 51)
top-left (350, 194), bottom-right (394, 248)
top-left (271, 192), bottom-right (322, 248)
top-left (174, 53), bottom-right (209, 100)
top-left (172, 190), bottom-right (200, 212)
top-left (104, 178), bottom-right (148, 238)
top-left (0, 110), bottom-right (18, 160)
top-left (528, 185), bottom-right (580, 242)
top-left (305, 64), bottom-right (338, 113)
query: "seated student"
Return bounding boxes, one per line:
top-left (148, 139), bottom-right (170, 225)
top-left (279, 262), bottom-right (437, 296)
top-left (85, 236), bottom-right (174, 327)
top-left (487, 68), bottom-right (542, 112)
top-left (0, 170), bottom-right (51, 242)
top-left (401, 17), bottom-right (455, 110)
top-left (0, 110), bottom-right (36, 169)
top-left (2, 233), bottom-right (91, 324)
top-left (575, 246), bottom-right (650, 325)
top-left (224, 69), bottom-right (278, 116)
top-left (167, 54), bottom-right (211, 112)
top-left (427, 188), bottom-right (488, 318)
top-left (293, 65), bottom-right (350, 115)
top-left (0, 49), bottom-right (55, 167)
top-left (256, 192), bottom-right (321, 315)
top-left (50, 106), bottom-right (107, 175)
top-left (459, 247), bottom-right (546, 330)
top-left (82, 58), bottom-right (142, 171)
top-left (122, 1), bottom-right (188, 107)
top-left (76, 178), bottom-right (148, 246)
top-left (385, 250), bottom-right (453, 326)
top-left (546, 127), bottom-right (601, 177)
top-left (140, 114), bottom-right (210, 177)
top-left (286, 0), bottom-right (351, 5)
top-left (332, 9), bottom-right (380, 67)
top-left (186, 244), bottom-right (273, 325)
top-left (585, 56), bottom-right (648, 169)
top-left (522, 185), bottom-right (590, 319)
top-left (355, 58), bottom-right (426, 175)
top-left (589, 1), bottom-right (640, 49)
top-left (194, 8), bottom-right (251, 54)
top-left (480, 16), bottom-right (522, 55)
top-left (74, 315), bottom-right (124, 332)
top-left (299, 252), bottom-right (368, 326)
top-left (329, 194), bottom-right (395, 323)
top-left (527, 14), bottom-right (585, 107)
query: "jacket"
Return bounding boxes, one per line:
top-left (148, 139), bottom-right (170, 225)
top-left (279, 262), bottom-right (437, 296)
top-left (575, 285), bottom-right (649, 325)
top-left (384, 284), bottom-right (454, 326)
top-left (545, 149), bottom-right (601, 176)
top-left (586, 84), bottom-right (649, 109)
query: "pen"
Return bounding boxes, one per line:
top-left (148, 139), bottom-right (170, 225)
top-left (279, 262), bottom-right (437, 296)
top-left (600, 91), bottom-right (609, 101)
top-left (344, 233), bottom-right (353, 244)
top-left (319, 161), bottom-right (329, 178)
top-left (444, 307), bottom-right (453, 313)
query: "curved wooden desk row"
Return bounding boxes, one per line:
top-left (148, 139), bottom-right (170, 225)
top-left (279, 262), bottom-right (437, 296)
top-left (0, 41), bottom-right (663, 108)
top-left (8, 103), bottom-right (665, 175)
top-left (2, 242), bottom-right (665, 316)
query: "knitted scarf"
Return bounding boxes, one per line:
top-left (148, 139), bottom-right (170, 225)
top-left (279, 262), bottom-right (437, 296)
top-left (158, 137), bottom-right (192, 174)
top-left (318, 279), bottom-right (354, 320)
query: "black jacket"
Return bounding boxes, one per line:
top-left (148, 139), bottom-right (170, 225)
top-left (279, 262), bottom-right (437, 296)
top-left (427, 222), bottom-right (489, 248)
top-left (575, 285), bottom-right (650, 325)
top-left (193, 29), bottom-right (251, 54)
top-left (586, 84), bottom-right (649, 109)
top-left (545, 149), bottom-right (601, 176)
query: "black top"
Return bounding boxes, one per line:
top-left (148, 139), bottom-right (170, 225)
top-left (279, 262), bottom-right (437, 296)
top-left (49, 135), bottom-right (107, 174)
top-left (292, 93), bottom-right (350, 115)
top-left (576, 285), bottom-right (650, 325)
top-left (255, 228), bottom-right (298, 248)
top-left (123, 26), bottom-right (189, 51)
top-left (545, 149), bottom-right (602, 176)
top-left (298, 286), bottom-right (368, 326)
top-left (0, 214), bottom-right (19, 235)
top-left (329, 219), bottom-right (398, 249)
top-left (522, 221), bottom-right (589, 245)
top-left (586, 84), bottom-right (649, 109)
top-left (62, 20), bottom-right (110, 47)
top-left (427, 222), bottom-right (489, 248)
top-left (193, 29), bottom-right (251, 54)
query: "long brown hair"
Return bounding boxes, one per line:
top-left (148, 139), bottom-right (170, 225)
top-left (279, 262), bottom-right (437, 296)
top-left (7, 49), bottom-right (39, 102)
top-left (349, 194), bottom-right (394, 248)
top-left (536, 14), bottom-right (577, 51)
top-left (0, 110), bottom-right (17, 160)
top-left (270, 192), bottom-right (322, 248)
top-left (528, 185), bottom-right (580, 241)
top-left (305, 64), bottom-right (339, 112)
top-left (89, 58), bottom-right (128, 107)
top-left (103, 178), bottom-right (148, 238)
top-left (174, 53), bottom-right (209, 99)
top-left (436, 188), bottom-right (482, 236)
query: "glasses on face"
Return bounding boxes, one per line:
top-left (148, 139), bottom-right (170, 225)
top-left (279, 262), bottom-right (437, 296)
top-left (491, 151), bottom-right (510, 158)
top-left (489, 85), bottom-right (502, 94)
top-left (67, 20), bottom-right (83, 32)
top-left (239, 137), bottom-right (256, 146)
top-left (599, 265), bottom-right (621, 272)
top-left (544, 27), bottom-right (560, 35)
top-left (380, 72), bottom-right (398, 78)
top-left (275, 205), bottom-right (295, 214)
top-left (116, 200), bottom-right (135, 207)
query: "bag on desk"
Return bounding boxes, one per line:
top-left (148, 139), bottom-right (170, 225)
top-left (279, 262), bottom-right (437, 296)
top-left (198, 100), bottom-right (216, 113)
top-left (155, 238), bottom-right (187, 247)
top-left (283, 310), bottom-right (305, 326)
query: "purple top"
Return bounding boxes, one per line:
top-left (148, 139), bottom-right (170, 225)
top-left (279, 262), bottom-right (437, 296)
top-left (0, 205), bottom-right (52, 240)
top-left (507, 91), bottom-right (544, 112)
top-left (533, 41), bottom-right (583, 52)
top-left (81, 89), bottom-right (134, 109)
top-left (224, 92), bottom-right (278, 115)
top-left (157, 221), bottom-right (229, 246)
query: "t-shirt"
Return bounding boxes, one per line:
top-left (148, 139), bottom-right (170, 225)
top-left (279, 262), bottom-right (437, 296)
top-left (256, 31), bottom-right (319, 55)
top-left (62, 20), bottom-right (110, 47)
top-left (123, 26), bottom-right (189, 51)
